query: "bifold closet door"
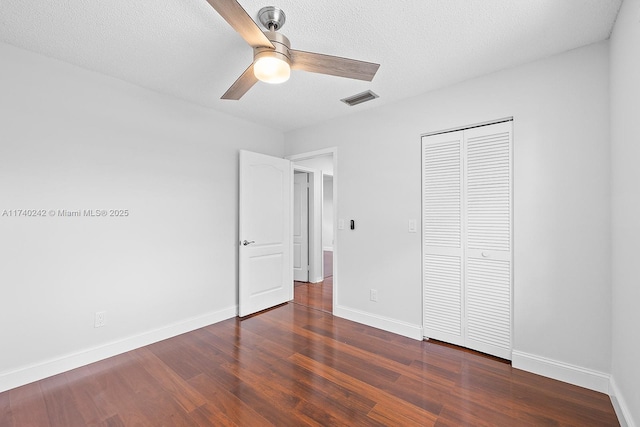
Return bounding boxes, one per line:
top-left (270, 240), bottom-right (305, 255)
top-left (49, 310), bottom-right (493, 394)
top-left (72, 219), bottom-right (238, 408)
top-left (422, 121), bottom-right (512, 360)
top-left (463, 122), bottom-right (512, 360)
top-left (422, 130), bottom-right (465, 346)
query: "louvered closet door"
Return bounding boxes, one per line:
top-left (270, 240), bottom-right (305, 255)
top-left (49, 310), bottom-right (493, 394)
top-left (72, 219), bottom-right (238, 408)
top-left (463, 121), bottom-right (512, 360)
top-left (422, 121), bottom-right (512, 360)
top-left (422, 130), bottom-right (464, 346)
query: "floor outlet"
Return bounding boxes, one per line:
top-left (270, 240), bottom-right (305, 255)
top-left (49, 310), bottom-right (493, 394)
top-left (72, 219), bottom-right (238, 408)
top-left (95, 311), bottom-right (107, 328)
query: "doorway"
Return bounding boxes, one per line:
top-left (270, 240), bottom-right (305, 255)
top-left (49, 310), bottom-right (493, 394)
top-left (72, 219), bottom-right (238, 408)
top-left (288, 150), bottom-right (336, 314)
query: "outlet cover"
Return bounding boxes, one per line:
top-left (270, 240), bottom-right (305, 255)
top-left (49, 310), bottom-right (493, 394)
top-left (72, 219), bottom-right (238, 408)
top-left (94, 311), bottom-right (107, 328)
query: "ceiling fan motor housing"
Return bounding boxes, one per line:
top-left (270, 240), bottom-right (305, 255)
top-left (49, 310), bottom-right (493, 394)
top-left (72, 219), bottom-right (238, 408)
top-left (253, 31), bottom-right (292, 66)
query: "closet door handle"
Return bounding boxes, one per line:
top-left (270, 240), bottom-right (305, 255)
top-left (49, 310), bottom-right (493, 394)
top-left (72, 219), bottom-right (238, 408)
top-left (242, 240), bottom-right (255, 246)
top-left (481, 251), bottom-right (490, 258)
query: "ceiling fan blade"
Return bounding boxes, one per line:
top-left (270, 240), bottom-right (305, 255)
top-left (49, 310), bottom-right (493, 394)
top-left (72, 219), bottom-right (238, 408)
top-left (205, 0), bottom-right (274, 49)
top-left (290, 50), bottom-right (380, 82)
top-left (221, 63), bottom-right (258, 100)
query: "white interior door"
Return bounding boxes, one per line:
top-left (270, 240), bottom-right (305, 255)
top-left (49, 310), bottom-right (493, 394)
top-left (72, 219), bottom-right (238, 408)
top-left (239, 150), bottom-right (292, 317)
top-left (293, 172), bottom-right (309, 282)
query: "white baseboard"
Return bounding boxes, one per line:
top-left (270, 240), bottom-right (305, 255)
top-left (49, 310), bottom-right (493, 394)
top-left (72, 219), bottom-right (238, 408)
top-left (610, 376), bottom-right (636, 427)
top-left (512, 350), bottom-right (610, 393)
top-left (0, 305), bottom-right (237, 393)
top-left (323, 246), bottom-right (334, 252)
top-left (333, 305), bottom-right (423, 340)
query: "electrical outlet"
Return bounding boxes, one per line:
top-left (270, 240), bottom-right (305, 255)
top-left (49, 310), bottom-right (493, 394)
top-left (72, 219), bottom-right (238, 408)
top-left (370, 289), bottom-right (378, 302)
top-left (94, 311), bottom-right (107, 328)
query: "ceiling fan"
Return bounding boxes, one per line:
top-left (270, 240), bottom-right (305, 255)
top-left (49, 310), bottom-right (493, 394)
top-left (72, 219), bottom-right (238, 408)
top-left (205, 0), bottom-right (380, 100)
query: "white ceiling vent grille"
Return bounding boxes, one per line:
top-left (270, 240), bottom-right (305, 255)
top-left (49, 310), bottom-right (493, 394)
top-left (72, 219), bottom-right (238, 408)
top-left (340, 90), bottom-right (379, 106)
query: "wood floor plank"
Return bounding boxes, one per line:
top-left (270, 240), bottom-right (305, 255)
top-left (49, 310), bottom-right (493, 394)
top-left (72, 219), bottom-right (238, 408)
top-left (290, 352), bottom-right (440, 425)
top-left (8, 382), bottom-right (51, 427)
top-left (367, 402), bottom-right (438, 427)
top-left (261, 308), bottom-right (457, 419)
top-left (63, 365), bottom-right (118, 425)
top-left (84, 352), bottom-right (168, 426)
top-left (113, 353), bottom-right (198, 426)
top-left (188, 402), bottom-right (238, 427)
top-left (0, 385), bottom-right (13, 427)
top-left (187, 373), bottom-right (273, 426)
top-left (293, 278), bottom-right (333, 313)
top-left (130, 347), bottom-right (208, 413)
top-left (278, 315), bottom-right (458, 393)
top-left (102, 414), bottom-right (126, 427)
top-left (268, 358), bottom-right (379, 418)
top-left (39, 373), bottom-right (94, 426)
top-left (301, 321), bottom-right (416, 366)
top-left (145, 334), bottom-right (219, 381)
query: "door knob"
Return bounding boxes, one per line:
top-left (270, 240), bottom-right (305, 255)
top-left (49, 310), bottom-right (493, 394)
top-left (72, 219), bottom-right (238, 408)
top-left (242, 240), bottom-right (255, 246)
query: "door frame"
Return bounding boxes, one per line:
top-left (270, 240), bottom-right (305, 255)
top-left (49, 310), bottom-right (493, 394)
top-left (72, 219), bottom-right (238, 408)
top-left (287, 148), bottom-right (338, 314)
top-left (292, 166), bottom-right (321, 282)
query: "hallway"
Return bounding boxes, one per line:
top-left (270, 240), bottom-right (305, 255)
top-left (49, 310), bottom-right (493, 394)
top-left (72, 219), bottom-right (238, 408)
top-left (293, 251), bottom-right (333, 313)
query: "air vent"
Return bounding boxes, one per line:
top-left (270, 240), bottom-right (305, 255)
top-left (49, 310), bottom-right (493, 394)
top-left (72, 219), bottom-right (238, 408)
top-left (340, 90), bottom-right (379, 106)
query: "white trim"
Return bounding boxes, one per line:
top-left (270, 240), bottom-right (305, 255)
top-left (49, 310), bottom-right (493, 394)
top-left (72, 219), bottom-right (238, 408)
top-left (511, 350), bottom-right (610, 393)
top-left (288, 148), bottom-right (335, 162)
top-left (334, 305), bottom-right (423, 340)
top-left (610, 376), bottom-right (636, 427)
top-left (0, 305), bottom-right (237, 393)
top-left (421, 117), bottom-right (514, 138)
top-left (323, 246), bottom-right (334, 252)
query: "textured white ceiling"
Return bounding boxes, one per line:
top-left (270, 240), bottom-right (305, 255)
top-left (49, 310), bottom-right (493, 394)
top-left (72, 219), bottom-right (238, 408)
top-left (0, 0), bottom-right (622, 131)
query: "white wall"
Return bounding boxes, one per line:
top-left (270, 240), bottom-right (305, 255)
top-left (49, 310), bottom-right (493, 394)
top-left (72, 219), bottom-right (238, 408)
top-left (323, 175), bottom-right (334, 251)
top-left (285, 42), bottom-right (612, 383)
top-left (0, 42), bottom-right (284, 391)
top-left (610, 0), bottom-right (640, 424)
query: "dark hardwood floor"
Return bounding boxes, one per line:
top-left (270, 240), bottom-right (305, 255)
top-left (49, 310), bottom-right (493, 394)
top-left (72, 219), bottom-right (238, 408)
top-left (293, 278), bottom-right (333, 314)
top-left (293, 250), bottom-right (333, 313)
top-left (0, 301), bottom-right (618, 426)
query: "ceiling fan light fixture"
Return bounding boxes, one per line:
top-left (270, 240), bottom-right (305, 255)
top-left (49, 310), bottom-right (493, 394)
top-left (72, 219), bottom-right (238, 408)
top-left (253, 53), bottom-right (290, 84)
top-left (253, 30), bottom-right (292, 84)
top-left (214, 2), bottom-right (379, 100)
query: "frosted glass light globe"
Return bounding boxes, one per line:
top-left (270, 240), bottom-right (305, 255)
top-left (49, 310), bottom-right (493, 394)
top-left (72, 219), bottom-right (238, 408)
top-left (254, 56), bottom-right (290, 84)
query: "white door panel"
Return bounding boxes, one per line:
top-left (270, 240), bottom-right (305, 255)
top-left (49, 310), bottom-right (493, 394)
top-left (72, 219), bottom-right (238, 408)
top-left (422, 131), bottom-right (464, 346)
top-left (463, 121), bottom-right (512, 358)
top-left (239, 150), bottom-right (292, 317)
